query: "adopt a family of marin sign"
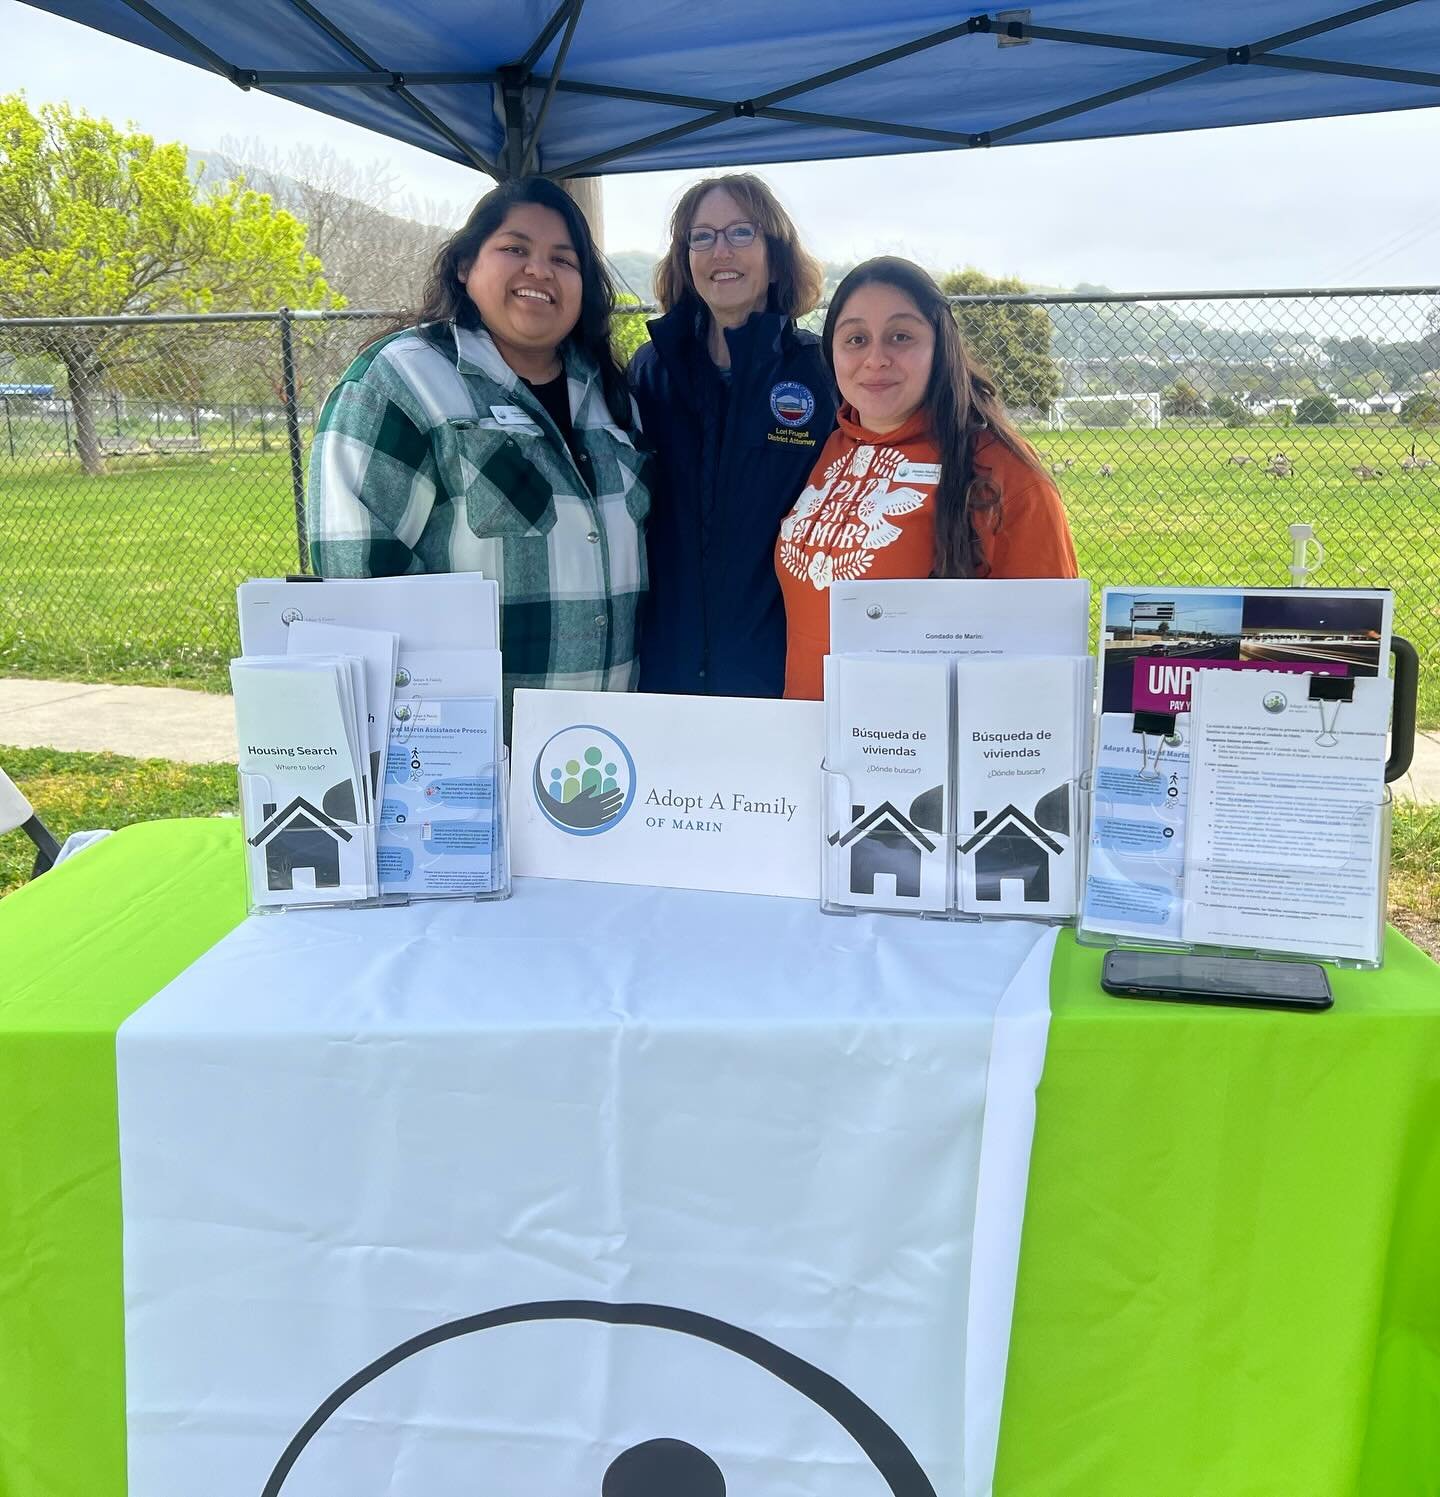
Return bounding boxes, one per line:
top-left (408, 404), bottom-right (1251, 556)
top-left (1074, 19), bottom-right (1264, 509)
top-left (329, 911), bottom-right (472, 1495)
top-left (510, 688), bottom-right (825, 897)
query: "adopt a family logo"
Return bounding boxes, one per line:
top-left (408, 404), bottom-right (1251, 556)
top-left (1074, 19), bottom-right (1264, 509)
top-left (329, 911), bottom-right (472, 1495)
top-left (533, 724), bottom-right (637, 835)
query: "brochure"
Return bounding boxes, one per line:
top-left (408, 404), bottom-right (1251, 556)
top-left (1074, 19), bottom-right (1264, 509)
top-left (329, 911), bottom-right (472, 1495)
top-left (286, 621), bottom-right (398, 796)
top-left (378, 696), bottom-right (500, 898)
top-left (1098, 586), bottom-right (1392, 716)
top-left (830, 578), bottom-right (1090, 660)
top-left (1182, 670), bottom-right (1390, 963)
top-left (822, 654), bottom-right (950, 912)
top-left (238, 575), bottom-right (499, 658)
top-left (230, 657), bottom-right (376, 907)
top-left (953, 656), bottom-right (1091, 917)
top-left (1081, 712), bottom-right (1191, 942)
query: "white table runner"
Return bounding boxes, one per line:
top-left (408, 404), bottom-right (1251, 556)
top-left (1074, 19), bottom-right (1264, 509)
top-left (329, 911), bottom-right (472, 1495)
top-left (118, 880), bottom-right (1054, 1497)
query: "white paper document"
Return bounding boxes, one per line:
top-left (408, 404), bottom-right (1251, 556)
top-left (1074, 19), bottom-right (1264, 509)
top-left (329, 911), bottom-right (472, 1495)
top-left (230, 658), bottom-right (376, 907)
top-left (823, 655), bottom-right (950, 912)
top-left (395, 648), bottom-right (504, 703)
top-left (954, 656), bottom-right (1091, 917)
top-left (238, 575), bottom-right (499, 658)
top-left (1182, 671), bottom-right (1390, 962)
top-left (1081, 713), bottom-right (1190, 942)
top-left (830, 577), bottom-right (1090, 660)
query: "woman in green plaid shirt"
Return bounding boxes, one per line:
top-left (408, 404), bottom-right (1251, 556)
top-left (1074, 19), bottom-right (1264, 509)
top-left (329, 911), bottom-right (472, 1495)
top-left (307, 178), bottom-right (651, 711)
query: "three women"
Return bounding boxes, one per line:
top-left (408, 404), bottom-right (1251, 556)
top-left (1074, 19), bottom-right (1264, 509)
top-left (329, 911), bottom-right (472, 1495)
top-left (307, 177), bottom-right (1077, 713)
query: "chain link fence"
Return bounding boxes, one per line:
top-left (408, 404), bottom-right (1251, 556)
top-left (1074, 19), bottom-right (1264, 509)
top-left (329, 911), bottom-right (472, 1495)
top-left (2, 293), bottom-right (1437, 727)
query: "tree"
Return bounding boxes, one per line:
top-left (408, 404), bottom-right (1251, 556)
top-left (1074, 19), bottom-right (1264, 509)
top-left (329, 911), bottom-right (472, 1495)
top-left (1402, 390), bottom-right (1440, 427)
top-left (1208, 394), bottom-right (1248, 427)
top-left (940, 268), bottom-right (1061, 416)
top-left (0, 96), bottom-right (335, 473)
top-left (1294, 394), bottom-right (1338, 425)
top-left (1162, 378), bottom-right (1207, 418)
top-left (611, 293), bottom-right (650, 368)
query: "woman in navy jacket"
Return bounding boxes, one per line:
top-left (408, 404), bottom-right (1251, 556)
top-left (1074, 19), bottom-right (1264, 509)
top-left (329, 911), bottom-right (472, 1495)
top-left (629, 174), bottom-right (836, 697)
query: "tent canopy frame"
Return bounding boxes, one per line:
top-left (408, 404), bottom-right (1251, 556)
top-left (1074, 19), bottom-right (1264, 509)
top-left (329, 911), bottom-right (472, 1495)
top-left (97, 0), bottom-right (1440, 182)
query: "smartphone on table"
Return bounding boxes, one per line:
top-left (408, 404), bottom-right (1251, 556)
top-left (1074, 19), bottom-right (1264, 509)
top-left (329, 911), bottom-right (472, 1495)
top-left (1101, 950), bottom-right (1333, 1013)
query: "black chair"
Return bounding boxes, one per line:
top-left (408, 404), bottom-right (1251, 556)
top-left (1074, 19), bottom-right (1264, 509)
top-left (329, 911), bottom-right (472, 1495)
top-left (0, 765), bottom-right (62, 878)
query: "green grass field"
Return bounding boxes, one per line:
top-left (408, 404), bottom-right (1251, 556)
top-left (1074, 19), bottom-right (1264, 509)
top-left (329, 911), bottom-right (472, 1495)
top-left (2, 422), bottom-right (1438, 720)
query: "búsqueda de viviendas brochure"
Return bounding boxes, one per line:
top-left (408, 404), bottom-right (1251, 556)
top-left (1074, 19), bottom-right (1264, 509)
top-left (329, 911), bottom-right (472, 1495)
top-left (823, 654), bottom-right (950, 912)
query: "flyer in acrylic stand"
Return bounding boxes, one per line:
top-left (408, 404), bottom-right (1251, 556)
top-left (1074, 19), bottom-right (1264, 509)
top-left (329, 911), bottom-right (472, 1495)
top-left (953, 656), bottom-right (1092, 918)
top-left (823, 654), bottom-right (951, 913)
top-left (1182, 669), bottom-right (1391, 963)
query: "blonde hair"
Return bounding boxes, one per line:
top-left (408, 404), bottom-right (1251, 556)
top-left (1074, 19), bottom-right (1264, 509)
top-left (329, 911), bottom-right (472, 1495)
top-left (653, 173), bottom-right (824, 319)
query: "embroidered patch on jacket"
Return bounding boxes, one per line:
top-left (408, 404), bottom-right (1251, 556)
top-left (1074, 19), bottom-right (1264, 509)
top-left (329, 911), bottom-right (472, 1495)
top-left (769, 381), bottom-right (816, 428)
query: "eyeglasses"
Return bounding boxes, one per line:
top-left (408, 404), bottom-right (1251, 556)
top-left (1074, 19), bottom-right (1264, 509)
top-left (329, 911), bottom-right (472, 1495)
top-left (686, 221), bottom-right (759, 252)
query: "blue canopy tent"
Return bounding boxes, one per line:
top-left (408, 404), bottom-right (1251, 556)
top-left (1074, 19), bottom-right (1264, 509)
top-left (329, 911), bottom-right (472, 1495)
top-left (18, 1), bottom-right (1440, 180)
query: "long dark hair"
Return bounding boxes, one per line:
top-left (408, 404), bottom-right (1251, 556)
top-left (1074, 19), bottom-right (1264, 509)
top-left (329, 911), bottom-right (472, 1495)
top-left (402, 176), bottom-right (632, 429)
top-left (822, 257), bottom-right (1045, 579)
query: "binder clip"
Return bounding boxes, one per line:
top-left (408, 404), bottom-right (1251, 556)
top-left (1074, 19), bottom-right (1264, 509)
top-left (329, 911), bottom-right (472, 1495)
top-left (1131, 711), bottom-right (1177, 780)
top-left (1308, 674), bottom-right (1353, 747)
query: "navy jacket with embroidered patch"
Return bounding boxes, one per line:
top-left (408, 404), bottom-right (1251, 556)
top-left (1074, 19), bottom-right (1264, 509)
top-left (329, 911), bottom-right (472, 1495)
top-left (629, 302), bottom-right (837, 697)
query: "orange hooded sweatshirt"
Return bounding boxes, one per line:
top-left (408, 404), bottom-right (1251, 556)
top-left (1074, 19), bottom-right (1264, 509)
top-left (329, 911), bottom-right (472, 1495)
top-left (775, 403), bottom-right (1078, 699)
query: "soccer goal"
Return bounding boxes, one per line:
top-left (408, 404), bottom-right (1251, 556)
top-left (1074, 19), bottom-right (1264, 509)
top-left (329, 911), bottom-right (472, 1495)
top-left (1049, 392), bottom-right (1163, 429)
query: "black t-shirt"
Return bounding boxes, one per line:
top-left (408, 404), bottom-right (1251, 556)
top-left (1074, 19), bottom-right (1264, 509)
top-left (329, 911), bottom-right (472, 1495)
top-left (523, 372), bottom-right (584, 470)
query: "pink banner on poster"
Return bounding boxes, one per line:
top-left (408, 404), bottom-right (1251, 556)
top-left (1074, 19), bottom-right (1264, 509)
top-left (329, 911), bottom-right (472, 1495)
top-left (1131, 658), bottom-right (1350, 712)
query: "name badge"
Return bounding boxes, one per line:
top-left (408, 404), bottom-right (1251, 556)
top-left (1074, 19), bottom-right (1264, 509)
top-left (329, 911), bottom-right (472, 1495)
top-left (895, 460), bottom-right (942, 485)
top-left (489, 404), bottom-right (536, 427)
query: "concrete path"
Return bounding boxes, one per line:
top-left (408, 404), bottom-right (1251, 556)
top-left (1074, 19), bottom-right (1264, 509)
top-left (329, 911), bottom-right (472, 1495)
top-left (1, 675), bottom-right (1437, 802)
top-left (0, 678), bottom-right (237, 765)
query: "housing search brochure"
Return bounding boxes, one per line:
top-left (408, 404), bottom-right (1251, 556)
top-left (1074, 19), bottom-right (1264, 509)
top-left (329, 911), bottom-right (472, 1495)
top-left (230, 656), bottom-right (376, 908)
top-left (823, 654), bottom-right (951, 912)
top-left (953, 656), bottom-right (1091, 918)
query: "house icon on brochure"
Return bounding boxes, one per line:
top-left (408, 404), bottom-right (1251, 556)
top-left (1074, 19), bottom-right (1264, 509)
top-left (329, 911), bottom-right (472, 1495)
top-left (959, 787), bottom-right (1069, 904)
top-left (830, 797), bottom-right (938, 900)
top-left (248, 796), bottom-right (353, 891)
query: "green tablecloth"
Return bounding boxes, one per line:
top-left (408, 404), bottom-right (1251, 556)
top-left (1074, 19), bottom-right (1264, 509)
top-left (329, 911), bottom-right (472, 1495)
top-left (2, 820), bottom-right (1437, 1496)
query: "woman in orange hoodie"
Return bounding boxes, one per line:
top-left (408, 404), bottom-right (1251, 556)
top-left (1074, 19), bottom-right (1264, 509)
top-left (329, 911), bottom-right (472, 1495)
top-left (776, 257), bottom-right (1078, 699)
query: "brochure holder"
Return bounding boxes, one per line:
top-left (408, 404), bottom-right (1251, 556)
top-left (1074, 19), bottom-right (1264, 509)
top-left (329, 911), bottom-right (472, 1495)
top-left (241, 748), bottom-right (511, 914)
top-left (238, 764), bottom-right (377, 916)
top-left (819, 762), bottom-right (1087, 924)
top-left (1078, 779), bottom-right (1391, 971)
top-left (1077, 638), bottom-right (1420, 972)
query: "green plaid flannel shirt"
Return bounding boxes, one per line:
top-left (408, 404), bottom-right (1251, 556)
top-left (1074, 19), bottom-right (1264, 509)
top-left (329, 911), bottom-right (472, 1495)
top-left (307, 323), bottom-right (651, 700)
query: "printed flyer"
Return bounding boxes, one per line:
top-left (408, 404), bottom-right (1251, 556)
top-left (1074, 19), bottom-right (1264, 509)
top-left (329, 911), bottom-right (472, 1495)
top-left (823, 654), bottom-right (951, 912)
top-left (1098, 586), bottom-right (1392, 715)
top-left (1081, 713), bottom-right (1191, 942)
top-left (1183, 671), bottom-right (1390, 962)
top-left (953, 657), bottom-right (1091, 917)
top-left (378, 698), bottom-right (499, 897)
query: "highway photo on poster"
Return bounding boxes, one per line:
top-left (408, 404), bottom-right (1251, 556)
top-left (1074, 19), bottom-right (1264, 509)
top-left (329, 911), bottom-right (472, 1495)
top-left (1099, 588), bottom-right (1391, 714)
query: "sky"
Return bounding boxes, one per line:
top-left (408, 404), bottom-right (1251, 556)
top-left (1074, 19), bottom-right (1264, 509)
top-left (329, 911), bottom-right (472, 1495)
top-left (6, 1), bottom-right (1440, 292)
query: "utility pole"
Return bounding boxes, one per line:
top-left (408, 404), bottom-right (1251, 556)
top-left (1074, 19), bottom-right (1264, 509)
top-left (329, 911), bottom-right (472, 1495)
top-left (560, 177), bottom-right (604, 251)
